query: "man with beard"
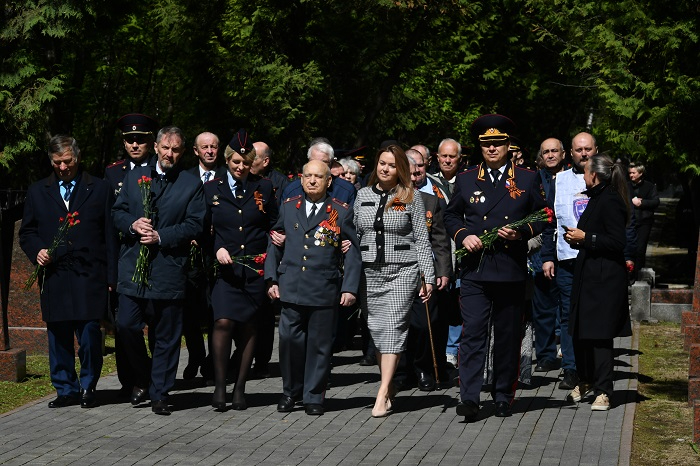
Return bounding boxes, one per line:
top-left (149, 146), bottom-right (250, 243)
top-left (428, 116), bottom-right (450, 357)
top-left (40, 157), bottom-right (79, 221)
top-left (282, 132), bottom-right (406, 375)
top-left (112, 126), bottom-right (205, 415)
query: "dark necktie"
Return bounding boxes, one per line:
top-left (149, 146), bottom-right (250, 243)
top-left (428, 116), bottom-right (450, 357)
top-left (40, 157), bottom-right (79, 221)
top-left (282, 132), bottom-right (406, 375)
top-left (62, 181), bottom-right (73, 201)
top-left (308, 203), bottom-right (317, 219)
top-left (491, 169), bottom-right (500, 187)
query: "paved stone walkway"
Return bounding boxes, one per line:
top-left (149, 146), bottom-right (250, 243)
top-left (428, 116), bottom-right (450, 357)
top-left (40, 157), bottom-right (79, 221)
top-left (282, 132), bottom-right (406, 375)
top-left (0, 328), bottom-right (637, 465)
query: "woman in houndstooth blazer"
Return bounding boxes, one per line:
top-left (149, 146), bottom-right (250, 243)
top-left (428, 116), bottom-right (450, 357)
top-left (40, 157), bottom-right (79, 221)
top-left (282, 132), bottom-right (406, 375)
top-left (354, 145), bottom-right (435, 418)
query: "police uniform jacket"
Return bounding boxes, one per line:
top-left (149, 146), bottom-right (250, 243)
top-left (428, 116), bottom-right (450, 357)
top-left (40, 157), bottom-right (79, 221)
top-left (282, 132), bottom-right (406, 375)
top-left (204, 174), bottom-right (278, 279)
top-left (569, 182), bottom-right (632, 339)
top-left (444, 161), bottom-right (546, 282)
top-left (354, 186), bottom-right (435, 285)
top-left (265, 195), bottom-right (361, 308)
top-left (104, 155), bottom-right (156, 198)
top-left (20, 171), bottom-right (117, 322)
top-left (419, 192), bottom-right (452, 278)
top-left (112, 165), bottom-right (205, 300)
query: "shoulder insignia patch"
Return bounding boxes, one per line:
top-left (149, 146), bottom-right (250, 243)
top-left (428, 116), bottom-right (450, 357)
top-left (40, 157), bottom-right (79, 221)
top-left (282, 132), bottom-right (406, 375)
top-left (332, 198), bottom-right (349, 209)
top-left (284, 194), bottom-right (303, 204)
top-left (106, 159), bottom-right (126, 169)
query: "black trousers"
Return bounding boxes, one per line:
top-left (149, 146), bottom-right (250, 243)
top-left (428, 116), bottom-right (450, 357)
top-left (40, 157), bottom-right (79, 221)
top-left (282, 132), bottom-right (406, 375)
top-left (117, 295), bottom-right (183, 401)
top-left (183, 278), bottom-right (208, 366)
top-left (635, 221), bottom-right (653, 270)
top-left (459, 279), bottom-right (525, 405)
top-left (278, 302), bottom-right (336, 405)
top-left (573, 337), bottom-right (614, 398)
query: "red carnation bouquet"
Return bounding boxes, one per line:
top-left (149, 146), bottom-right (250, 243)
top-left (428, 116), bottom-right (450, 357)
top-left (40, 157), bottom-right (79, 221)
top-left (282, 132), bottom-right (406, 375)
top-left (25, 211), bottom-right (81, 292)
top-left (132, 176), bottom-right (153, 289)
top-left (214, 253), bottom-right (267, 277)
top-left (455, 207), bottom-right (554, 261)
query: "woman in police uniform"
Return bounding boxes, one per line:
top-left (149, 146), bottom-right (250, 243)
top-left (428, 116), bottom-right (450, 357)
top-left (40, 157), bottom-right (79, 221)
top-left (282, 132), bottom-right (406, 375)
top-left (204, 129), bottom-right (278, 411)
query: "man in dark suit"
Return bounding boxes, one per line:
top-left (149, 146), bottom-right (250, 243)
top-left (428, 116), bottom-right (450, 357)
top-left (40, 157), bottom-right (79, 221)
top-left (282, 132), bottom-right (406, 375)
top-left (280, 141), bottom-right (356, 206)
top-left (444, 114), bottom-right (546, 420)
top-left (104, 113), bottom-right (158, 397)
top-left (20, 135), bottom-right (117, 409)
top-left (112, 126), bottom-right (205, 415)
top-left (181, 132), bottom-right (227, 380)
top-left (265, 160), bottom-right (362, 415)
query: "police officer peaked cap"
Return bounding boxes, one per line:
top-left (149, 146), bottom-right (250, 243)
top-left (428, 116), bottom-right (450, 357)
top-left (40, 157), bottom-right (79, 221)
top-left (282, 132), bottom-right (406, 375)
top-left (117, 113), bottom-right (159, 136)
top-left (228, 128), bottom-right (254, 155)
top-left (471, 114), bottom-right (516, 142)
top-left (508, 136), bottom-right (523, 151)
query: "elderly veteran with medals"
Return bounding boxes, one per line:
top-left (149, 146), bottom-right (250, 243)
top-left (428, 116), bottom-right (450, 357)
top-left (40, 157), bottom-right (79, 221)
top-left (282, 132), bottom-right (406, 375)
top-left (265, 160), bottom-right (361, 416)
top-left (444, 114), bottom-right (546, 420)
top-left (204, 129), bottom-right (278, 411)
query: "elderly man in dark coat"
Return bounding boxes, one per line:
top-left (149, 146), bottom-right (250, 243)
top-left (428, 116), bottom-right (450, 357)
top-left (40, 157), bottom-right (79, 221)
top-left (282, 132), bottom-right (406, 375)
top-left (265, 160), bottom-right (362, 415)
top-left (20, 135), bottom-right (117, 409)
top-left (112, 126), bottom-right (205, 415)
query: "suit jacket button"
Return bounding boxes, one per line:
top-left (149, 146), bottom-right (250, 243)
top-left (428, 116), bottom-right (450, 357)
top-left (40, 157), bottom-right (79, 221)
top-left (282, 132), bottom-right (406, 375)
top-left (304, 245), bottom-right (309, 249)
top-left (305, 234), bottom-right (309, 238)
top-left (239, 226), bottom-right (243, 231)
top-left (504, 215), bottom-right (509, 220)
top-left (302, 266), bottom-right (306, 271)
top-left (303, 256), bottom-right (307, 261)
top-left (483, 230), bottom-right (488, 234)
top-left (240, 245), bottom-right (245, 249)
top-left (238, 209), bottom-right (242, 214)
top-left (483, 216), bottom-right (487, 220)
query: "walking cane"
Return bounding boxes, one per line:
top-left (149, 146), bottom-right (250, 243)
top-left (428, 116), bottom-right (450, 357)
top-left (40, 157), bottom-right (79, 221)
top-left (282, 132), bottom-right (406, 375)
top-left (421, 274), bottom-right (440, 386)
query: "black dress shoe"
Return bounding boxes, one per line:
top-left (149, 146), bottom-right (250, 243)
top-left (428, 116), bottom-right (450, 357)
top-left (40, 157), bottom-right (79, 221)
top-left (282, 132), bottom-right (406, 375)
top-left (182, 363), bottom-right (200, 380)
top-left (417, 372), bottom-right (436, 392)
top-left (130, 387), bottom-right (148, 405)
top-left (277, 395), bottom-right (298, 413)
top-left (456, 400), bottom-right (479, 420)
top-left (494, 401), bottom-right (512, 417)
top-left (81, 389), bottom-right (97, 408)
top-left (559, 369), bottom-right (579, 390)
top-left (305, 404), bottom-right (324, 415)
top-left (48, 395), bottom-right (79, 408)
top-left (534, 359), bottom-right (559, 373)
top-left (151, 399), bottom-right (171, 415)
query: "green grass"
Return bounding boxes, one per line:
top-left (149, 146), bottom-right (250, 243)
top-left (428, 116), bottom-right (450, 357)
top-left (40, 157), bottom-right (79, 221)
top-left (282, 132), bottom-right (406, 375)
top-left (0, 336), bottom-right (118, 414)
top-left (632, 322), bottom-right (699, 465)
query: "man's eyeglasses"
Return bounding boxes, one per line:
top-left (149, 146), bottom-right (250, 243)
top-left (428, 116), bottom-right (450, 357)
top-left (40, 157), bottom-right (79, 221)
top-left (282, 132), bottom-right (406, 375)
top-left (124, 134), bottom-right (149, 145)
top-left (541, 149), bottom-right (561, 155)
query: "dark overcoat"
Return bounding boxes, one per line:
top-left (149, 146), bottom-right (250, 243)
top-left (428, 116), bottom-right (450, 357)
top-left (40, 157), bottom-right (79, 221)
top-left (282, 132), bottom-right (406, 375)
top-left (444, 161), bottom-right (547, 282)
top-left (265, 195), bottom-right (361, 307)
top-left (569, 183), bottom-right (632, 339)
top-left (19, 171), bottom-right (117, 322)
top-left (112, 165), bottom-right (205, 300)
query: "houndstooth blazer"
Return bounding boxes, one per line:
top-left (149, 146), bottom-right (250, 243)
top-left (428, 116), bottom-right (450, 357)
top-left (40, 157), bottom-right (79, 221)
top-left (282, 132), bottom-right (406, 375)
top-left (353, 185), bottom-right (435, 285)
